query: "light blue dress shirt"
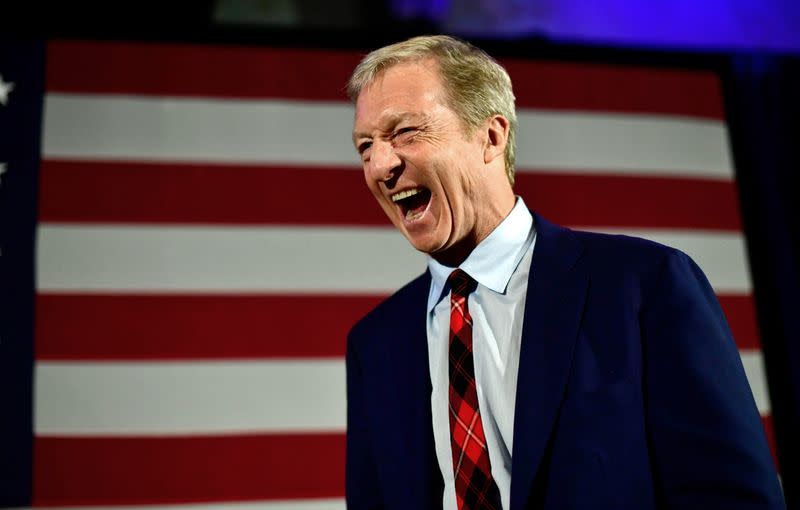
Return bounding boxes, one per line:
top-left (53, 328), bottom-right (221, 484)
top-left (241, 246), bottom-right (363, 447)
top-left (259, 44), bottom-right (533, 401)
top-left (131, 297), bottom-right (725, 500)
top-left (426, 197), bottom-right (537, 510)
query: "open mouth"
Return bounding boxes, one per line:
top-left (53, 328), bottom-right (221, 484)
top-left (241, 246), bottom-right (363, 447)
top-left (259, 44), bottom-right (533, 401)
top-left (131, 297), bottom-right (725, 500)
top-left (392, 187), bottom-right (432, 221)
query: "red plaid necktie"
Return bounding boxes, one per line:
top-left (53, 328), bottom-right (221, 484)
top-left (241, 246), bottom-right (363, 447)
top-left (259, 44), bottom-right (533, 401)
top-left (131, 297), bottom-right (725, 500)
top-left (448, 269), bottom-right (502, 510)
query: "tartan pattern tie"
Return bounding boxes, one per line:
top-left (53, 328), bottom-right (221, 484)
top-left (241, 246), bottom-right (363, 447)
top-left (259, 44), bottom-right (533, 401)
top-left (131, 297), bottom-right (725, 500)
top-left (447, 269), bottom-right (502, 510)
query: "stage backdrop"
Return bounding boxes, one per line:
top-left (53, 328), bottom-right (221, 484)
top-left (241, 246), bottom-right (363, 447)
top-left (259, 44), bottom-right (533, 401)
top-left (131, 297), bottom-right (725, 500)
top-left (2, 41), bottom-right (775, 509)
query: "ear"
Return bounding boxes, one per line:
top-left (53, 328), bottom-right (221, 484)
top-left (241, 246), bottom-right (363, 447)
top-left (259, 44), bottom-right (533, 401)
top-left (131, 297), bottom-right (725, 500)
top-left (483, 114), bottom-right (510, 165)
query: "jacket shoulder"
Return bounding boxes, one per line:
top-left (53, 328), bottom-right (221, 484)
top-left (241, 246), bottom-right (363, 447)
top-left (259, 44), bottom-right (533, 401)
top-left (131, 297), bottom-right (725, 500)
top-left (533, 211), bottom-right (688, 276)
top-left (565, 227), bottom-right (711, 312)
top-left (570, 228), bottom-right (688, 275)
top-left (574, 228), bottom-right (675, 255)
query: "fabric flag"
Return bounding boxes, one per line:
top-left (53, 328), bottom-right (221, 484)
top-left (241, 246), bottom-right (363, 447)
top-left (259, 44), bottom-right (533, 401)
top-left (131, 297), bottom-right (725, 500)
top-left (1, 40), bottom-right (776, 509)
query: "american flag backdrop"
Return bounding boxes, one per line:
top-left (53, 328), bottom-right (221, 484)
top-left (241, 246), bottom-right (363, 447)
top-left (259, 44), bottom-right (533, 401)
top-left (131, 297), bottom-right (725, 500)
top-left (0, 40), bottom-right (776, 508)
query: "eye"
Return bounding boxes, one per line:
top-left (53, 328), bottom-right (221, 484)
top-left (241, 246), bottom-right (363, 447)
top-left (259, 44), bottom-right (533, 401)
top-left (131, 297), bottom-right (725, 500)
top-left (393, 127), bottom-right (418, 144)
top-left (357, 141), bottom-right (372, 158)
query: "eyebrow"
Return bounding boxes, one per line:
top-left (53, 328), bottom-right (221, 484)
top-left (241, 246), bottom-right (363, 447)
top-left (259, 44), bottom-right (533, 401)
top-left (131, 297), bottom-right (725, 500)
top-left (352, 112), bottom-right (430, 143)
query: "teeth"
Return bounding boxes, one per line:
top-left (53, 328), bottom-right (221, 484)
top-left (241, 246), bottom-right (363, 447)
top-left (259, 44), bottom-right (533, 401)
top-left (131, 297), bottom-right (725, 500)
top-left (392, 188), bottom-right (422, 203)
top-left (406, 209), bottom-right (423, 220)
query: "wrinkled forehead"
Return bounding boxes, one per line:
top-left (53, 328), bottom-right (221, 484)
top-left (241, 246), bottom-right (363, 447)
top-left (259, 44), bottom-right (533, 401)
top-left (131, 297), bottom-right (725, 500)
top-left (352, 61), bottom-right (446, 131)
top-left (351, 109), bottom-right (434, 144)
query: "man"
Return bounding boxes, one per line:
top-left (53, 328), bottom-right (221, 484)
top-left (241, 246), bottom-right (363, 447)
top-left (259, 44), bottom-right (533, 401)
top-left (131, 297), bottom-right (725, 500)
top-left (345, 35), bottom-right (783, 510)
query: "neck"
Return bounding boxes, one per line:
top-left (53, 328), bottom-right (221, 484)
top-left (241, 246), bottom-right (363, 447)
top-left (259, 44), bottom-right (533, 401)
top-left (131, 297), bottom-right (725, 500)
top-left (432, 236), bottom-right (478, 267)
top-left (432, 194), bottom-right (516, 267)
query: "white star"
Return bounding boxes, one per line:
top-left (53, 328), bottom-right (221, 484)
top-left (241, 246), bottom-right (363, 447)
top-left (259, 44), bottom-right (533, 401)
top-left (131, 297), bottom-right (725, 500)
top-left (0, 74), bottom-right (15, 106)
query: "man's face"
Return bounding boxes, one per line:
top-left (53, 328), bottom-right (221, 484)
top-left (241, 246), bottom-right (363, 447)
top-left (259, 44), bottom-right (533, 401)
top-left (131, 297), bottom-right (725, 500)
top-left (353, 60), bottom-right (495, 262)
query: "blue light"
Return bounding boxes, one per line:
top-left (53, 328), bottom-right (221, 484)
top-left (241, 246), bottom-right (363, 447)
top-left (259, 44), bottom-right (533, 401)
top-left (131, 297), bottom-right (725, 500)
top-left (390, 0), bottom-right (800, 53)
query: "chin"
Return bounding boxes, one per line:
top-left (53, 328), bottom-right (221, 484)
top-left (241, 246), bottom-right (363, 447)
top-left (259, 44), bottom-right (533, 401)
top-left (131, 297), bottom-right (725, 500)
top-left (404, 236), bottom-right (432, 254)
top-left (404, 233), bottom-right (445, 256)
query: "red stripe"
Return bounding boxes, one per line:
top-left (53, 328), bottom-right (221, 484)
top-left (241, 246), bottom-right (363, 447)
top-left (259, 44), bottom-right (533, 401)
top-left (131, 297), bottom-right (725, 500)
top-left (39, 160), bottom-right (741, 231)
top-left (762, 414), bottom-right (779, 470)
top-left (46, 41), bottom-right (723, 119)
top-left (517, 171), bottom-right (741, 231)
top-left (718, 294), bottom-right (761, 350)
top-left (38, 160), bottom-right (386, 227)
top-left (36, 293), bottom-right (756, 360)
top-left (47, 41), bottom-right (361, 103)
top-left (503, 59), bottom-right (724, 119)
top-left (36, 294), bottom-right (383, 360)
top-left (30, 419), bottom-right (778, 506)
top-left (33, 433), bottom-right (344, 506)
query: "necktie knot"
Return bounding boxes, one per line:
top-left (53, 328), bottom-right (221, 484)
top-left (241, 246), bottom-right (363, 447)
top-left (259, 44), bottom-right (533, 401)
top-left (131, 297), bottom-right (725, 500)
top-left (448, 269), bottom-right (477, 298)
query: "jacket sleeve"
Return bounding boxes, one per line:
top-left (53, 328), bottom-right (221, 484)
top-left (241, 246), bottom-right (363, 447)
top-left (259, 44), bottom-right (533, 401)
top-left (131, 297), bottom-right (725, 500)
top-left (641, 249), bottom-right (784, 509)
top-left (345, 327), bottom-right (385, 509)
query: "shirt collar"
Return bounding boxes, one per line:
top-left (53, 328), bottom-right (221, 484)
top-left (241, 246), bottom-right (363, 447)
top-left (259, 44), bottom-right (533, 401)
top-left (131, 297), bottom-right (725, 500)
top-left (426, 197), bottom-right (535, 312)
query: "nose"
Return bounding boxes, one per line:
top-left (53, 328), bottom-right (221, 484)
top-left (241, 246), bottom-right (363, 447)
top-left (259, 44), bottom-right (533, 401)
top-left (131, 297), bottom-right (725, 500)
top-left (366, 140), bottom-right (402, 184)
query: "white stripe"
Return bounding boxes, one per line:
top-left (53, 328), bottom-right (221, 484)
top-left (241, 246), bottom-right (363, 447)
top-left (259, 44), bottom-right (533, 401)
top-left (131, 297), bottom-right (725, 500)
top-left (516, 110), bottom-right (733, 179)
top-left (741, 350), bottom-right (772, 415)
top-left (34, 352), bottom-right (769, 436)
top-left (36, 225), bottom-right (426, 293)
top-left (42, 94), bottom-right (732, 179)
top-left (35, 360), bottom-right (346, 435)
top-left (576, 227), bottom-right (752, 293)
top-left (37, 225), bottom-right (749, 293)
top-left (7, 501), bottom-right (345, 510)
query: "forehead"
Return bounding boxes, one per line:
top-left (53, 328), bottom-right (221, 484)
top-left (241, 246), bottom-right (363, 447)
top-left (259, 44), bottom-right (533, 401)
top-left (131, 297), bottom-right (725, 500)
top-left (353, 60), bottom-right (448, 135)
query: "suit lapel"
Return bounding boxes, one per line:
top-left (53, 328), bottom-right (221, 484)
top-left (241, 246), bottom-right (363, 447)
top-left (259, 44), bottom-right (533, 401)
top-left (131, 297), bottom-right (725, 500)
top-left (372, 272), bottom-right (443, 508)
top-left (510, 214), bottom-right (589, 510)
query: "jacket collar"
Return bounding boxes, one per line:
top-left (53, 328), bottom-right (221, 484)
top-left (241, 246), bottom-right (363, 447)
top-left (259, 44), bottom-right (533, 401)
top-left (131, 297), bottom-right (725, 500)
top-left (510, 212), bottom-right (588, 510)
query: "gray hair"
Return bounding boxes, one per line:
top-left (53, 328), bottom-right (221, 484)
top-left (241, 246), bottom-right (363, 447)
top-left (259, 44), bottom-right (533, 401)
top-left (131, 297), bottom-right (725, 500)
top-left (347, 35), bottom-right (518, 185)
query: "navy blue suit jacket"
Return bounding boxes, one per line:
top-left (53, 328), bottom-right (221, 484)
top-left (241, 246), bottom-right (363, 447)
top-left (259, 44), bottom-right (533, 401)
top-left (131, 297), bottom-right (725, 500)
top-left (346, 213), bottom-right (784, 509)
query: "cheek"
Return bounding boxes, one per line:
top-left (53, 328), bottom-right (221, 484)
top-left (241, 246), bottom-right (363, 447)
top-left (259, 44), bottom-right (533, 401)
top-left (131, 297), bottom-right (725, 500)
top-left (435, 167), bottom-right (467, 206)
top-left (363, 176), bottom-right (397, 218)
top-left (363, 171), bottom-right (382, 197)
top-left (367, 183), bottom-right (381, 200)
